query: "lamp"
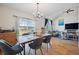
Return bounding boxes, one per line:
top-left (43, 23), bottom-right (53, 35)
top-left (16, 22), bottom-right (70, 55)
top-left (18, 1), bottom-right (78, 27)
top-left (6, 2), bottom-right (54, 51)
top-left (33, 3), bottom-right (43, 18)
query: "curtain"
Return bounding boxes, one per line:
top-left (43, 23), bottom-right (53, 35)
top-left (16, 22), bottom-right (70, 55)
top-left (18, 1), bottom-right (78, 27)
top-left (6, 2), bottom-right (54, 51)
top-left (44, 19), bottom-right (53, 33)
top-left (45, 18), bottom-right (48, 26)
top-left (51, 20), bottom-right (52, 25)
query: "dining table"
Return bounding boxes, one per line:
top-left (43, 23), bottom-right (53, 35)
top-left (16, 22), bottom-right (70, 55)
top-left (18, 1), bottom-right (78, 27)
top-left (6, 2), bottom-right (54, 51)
top-left (17, 33), bottom-right (51, 55)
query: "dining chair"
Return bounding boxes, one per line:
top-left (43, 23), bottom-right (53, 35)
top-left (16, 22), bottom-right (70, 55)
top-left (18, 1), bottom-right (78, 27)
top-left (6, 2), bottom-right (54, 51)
top-left (0, 39), bottom-right (23, 55)
top-left (43, 35), bottom-right (52, 52)
top-left (28, 37), bottom-right (43, 55)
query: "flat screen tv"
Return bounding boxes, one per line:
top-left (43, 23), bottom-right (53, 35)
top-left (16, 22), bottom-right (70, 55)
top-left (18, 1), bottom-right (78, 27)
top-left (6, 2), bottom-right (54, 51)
top-left (65, 23), bottom-right (78, 30)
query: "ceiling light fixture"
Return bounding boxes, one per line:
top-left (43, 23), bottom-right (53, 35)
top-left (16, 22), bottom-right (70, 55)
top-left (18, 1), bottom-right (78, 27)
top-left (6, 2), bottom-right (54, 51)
top-left (33, 3), bottom-right (43, 18)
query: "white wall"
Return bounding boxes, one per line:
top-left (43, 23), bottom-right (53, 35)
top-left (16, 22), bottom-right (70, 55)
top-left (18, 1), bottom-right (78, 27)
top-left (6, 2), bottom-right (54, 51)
top-left (53, 6), bottom-right (78, 31)
top-left (34, 18), bottom-right (45, 34)
top-left (0, 5), bottom-right (78, 34)
top-left (0, 5), bottom-right (33, 30)
top-left (53, 15), bottom-right (65, 31)
top-left (0, 5), bottom-right (45, 34)
top-left (77, 6), bottom-right (79, 47)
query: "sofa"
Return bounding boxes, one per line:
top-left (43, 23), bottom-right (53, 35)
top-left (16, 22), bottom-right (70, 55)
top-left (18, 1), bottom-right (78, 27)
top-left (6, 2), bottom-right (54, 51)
top-left (52, 30), bottom-right (64, 39)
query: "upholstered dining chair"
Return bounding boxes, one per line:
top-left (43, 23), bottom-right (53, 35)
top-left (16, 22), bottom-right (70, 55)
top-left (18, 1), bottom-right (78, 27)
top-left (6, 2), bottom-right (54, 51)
top-left (28, 37), bottom-right (43, 55)
top-left (43, 35), bottom-right (52, 52)
top-left (0, 39), bottom-right (23, 55)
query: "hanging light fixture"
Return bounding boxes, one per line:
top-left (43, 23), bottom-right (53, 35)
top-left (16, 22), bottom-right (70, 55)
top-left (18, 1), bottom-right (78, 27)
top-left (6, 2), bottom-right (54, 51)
top-left (33, 3), bottom-right (43, 18)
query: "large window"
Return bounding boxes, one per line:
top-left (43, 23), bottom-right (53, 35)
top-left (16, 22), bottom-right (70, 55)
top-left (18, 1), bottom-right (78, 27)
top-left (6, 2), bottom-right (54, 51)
top-left (16, 18), bottom-right (35, 36)
top-left (45, 20), bottom-right (52, 33)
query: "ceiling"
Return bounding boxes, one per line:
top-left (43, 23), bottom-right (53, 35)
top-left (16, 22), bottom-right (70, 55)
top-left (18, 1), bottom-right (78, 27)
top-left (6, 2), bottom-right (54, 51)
top-left (0, 3), bottom-right (79, 19)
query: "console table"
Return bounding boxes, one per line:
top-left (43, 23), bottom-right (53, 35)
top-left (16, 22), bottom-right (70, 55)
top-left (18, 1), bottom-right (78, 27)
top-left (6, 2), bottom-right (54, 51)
top-left (63, 31), bottom-right (78, 41)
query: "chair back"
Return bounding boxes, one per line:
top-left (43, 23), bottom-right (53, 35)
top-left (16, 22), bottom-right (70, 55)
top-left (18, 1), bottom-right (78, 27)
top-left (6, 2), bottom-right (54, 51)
top-left (43, 35), bottom-right (52, 43)
top-left (0, 39), bottom-right (16, 55)
top-left (33, 37), bottom-right (43, 46)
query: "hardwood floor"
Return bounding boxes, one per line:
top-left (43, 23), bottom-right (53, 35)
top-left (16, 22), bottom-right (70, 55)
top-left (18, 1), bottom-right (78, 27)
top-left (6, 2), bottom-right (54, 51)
top-left (36, 37), bottom-right (79, 55)
top-left (0, 37), bottom-right (79, 55)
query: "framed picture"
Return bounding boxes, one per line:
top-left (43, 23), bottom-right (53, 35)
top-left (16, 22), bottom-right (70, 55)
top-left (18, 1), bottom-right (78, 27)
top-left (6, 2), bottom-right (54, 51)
top-left (58, 19), bottom-right (64, 26)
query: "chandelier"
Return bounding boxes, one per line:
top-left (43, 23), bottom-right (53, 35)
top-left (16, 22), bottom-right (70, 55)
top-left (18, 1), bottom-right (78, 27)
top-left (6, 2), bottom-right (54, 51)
top-left (33, 3), bottom-right (43, 18)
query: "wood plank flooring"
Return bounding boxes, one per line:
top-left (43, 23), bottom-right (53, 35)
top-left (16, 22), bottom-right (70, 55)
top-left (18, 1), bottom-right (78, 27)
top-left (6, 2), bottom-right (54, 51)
top-left (36, 37), bottom-right (79, 55)
top-left (0, 37), bottom-right (79, 55)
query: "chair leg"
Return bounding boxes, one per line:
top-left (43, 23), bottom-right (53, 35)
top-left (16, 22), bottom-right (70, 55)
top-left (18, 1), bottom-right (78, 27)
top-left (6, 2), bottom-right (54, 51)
top-left (47, 43), bottom-right (48, 52)
top-left (35, 49), bottom-right (36, 55)
top-left (49, 42), bottom-right (52, 48)
top-left (20, 52), bottom-right (22, 55)
top-left (28, 48), bottom-right (31, 55)
top-left (40, 47), bottom-right (43, 55)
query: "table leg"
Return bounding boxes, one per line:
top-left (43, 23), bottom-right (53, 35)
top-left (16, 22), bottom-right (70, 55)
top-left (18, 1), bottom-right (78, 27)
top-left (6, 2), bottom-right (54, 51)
top-left (22, 43), bottom-right (25, 55)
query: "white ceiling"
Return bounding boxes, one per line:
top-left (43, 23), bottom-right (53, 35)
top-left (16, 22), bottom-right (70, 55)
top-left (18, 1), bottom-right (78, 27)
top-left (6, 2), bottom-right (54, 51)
top-left (0, 3), bottom-right (79, 19)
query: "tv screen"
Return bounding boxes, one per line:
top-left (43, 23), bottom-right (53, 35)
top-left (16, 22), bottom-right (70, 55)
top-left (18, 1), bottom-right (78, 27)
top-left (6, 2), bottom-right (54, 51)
top-left (65, 23), bottom-right (78, 30)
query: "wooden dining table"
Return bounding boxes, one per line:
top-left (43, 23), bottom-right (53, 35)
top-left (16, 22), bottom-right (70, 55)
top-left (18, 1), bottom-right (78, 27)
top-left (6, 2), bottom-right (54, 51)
top-left (17, 33), bottom-right (51, 55)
